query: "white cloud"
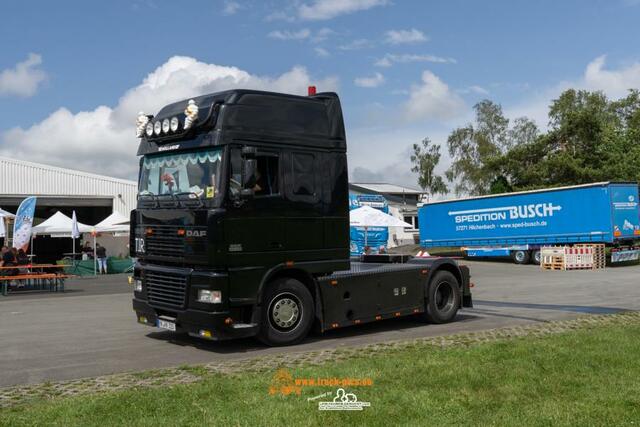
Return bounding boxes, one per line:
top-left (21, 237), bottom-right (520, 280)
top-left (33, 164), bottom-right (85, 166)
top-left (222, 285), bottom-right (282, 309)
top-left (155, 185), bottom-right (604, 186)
top-left (222, 0), bottom-right (242, 15)
top-left (354, 72), bottom-right (385, 88)
top-left (264, 11), bottom-right (296, 22)
top-left (311, 27), bottom-right (334, 43)
top-left (0, 53), bottom-right (47, 98)
top-left (0, 56), bottom-right (338, 179)
top-left (458, 85), bottom-right (490, 96)
top-left (299, 0), bottom-right (388, 20)
top-left (338, 39), bottom-right (373, 50)
top-left (508, 55), bottom-right (640, 129)
top-left (268, 28), bottom-right (311, 40)
top-left (384, 29), bottom-right (428, 45)
top-left (375, 53), bottom-right (457, 67)
top-left (403, 70), bottom-right (465, 121)
top-left (315, 47), bottom-right (330, 57)
top-left (582, 55), bottom-right (640, 97)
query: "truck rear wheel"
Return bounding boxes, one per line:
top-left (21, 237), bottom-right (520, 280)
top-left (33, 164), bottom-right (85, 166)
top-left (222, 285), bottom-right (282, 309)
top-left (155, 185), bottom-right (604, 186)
top-left (257, 278), bottom-right (314, 346)
top-left (423, 271), bottom-right (461, 324)
top-left (512, 250), bottom-right (530, 265)
top-left (531, 250), bottom-right (541, 265)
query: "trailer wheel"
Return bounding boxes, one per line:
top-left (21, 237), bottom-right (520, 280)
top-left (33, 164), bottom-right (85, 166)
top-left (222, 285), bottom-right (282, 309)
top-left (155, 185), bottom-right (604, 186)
top-left (257, 278), bottom-right (314, 346)
top-left (512, 250), bottom-right (530, 265)
top-left (423, 271), bottom-right (461, 324)
top-left (531, 250), bottom-right (541, 265)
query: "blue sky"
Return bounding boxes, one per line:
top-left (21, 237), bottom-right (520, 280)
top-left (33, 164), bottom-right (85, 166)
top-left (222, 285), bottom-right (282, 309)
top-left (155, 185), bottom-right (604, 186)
top-left (1, 0), bottom-right (640, 185)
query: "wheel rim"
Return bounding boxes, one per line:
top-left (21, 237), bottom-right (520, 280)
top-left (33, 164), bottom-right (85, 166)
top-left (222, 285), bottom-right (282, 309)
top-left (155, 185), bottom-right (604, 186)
top-left (268, 292), bottom-right (301, 331)
top-left (515, 251), bottom-right (526, 262)
top-left (434, 281), bottom-right (455, 313)
top-left (534, 251), bottom-right (541, 263)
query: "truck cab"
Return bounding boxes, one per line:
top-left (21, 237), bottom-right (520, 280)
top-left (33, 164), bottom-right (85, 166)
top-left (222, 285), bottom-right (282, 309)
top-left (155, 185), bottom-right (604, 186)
top-left (131, 89), bottom-right (472, 346)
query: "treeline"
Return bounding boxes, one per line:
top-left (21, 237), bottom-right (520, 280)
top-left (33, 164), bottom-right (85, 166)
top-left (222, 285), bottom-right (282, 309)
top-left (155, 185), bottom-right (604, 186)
top-left (412, 89), bottom-right (640, 197)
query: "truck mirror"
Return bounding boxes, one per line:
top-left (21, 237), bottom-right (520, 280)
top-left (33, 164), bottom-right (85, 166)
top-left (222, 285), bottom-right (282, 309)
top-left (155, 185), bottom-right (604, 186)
top-left (242, 158), bottom-right (257, 189)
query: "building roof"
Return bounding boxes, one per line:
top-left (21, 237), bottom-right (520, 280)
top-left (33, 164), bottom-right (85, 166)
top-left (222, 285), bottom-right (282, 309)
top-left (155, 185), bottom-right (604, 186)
top-left (349, 183), bottom-right (424, 195)
top-left (0, 156), bottom-right (137, 215)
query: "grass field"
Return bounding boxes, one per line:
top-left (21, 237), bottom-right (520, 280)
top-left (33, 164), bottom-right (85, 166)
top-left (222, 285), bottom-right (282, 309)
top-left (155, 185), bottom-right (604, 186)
top-left (1, 317), bottom-right (639, 426)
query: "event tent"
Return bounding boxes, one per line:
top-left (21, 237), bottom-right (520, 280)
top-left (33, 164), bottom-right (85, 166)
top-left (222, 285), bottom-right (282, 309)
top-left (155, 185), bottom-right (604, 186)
top-left (32, 211), bottom-right (92, 237)
top-left (349, 205), bottom-right (413, 228)
top-left (94, 211), bottom-right (130, 233)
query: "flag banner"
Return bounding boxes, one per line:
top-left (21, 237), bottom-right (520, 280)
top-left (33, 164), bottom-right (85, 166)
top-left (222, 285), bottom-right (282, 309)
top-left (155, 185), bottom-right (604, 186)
top-left (13, 196), bottom-right (37, 251)
top-left (71, 210), bottom-right (80, 239)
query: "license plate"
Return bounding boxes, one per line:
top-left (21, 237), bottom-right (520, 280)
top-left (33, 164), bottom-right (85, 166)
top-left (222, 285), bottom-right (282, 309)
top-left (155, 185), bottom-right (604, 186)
top-left (157, 319), bottom-right (176, 331)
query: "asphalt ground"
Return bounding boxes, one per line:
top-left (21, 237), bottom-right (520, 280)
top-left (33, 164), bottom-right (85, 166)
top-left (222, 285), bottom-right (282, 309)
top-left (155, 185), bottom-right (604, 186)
top-left (0, 260), bottom-right (638, 388)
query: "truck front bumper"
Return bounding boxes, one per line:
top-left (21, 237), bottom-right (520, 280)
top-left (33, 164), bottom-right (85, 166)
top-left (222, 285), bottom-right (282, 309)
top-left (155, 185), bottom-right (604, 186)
top-left (133, 298), bottom-right (258, 341)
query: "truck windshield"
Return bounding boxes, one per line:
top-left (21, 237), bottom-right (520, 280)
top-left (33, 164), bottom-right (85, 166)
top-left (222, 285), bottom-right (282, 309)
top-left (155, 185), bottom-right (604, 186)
top-left (138, 148), bottom-right (223, 199)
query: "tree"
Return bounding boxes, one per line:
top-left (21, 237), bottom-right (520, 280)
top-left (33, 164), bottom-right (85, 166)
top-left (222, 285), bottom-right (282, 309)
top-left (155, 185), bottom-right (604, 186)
top-left (445, 100), bottom-right (538, 196)
top-left (410, 137), bottom-right (447, 201)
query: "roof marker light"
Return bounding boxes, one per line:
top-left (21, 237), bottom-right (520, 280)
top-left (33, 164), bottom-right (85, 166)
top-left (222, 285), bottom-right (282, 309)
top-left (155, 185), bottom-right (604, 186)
top-left (136, 112), bottom-right (150, 138)
top-left (308, 86), bottom-right (316, 96)
top-left (183, 99), bottom-right (199, 130)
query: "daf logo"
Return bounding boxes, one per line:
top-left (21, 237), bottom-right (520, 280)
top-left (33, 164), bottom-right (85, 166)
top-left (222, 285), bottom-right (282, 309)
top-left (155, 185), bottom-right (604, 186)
top-left (186, 230), bottom-right (206, 237)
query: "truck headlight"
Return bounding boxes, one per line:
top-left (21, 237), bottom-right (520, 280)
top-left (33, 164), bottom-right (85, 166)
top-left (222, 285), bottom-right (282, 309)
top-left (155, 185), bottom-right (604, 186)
top-left (134, 279), bottom-right (143, 292)
top-left (197, 289), bottom-right (221, 304)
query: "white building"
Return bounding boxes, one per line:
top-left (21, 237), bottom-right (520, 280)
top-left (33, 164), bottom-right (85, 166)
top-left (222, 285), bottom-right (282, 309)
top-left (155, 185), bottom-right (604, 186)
top-left (0, 156), bottom-right (137, 218)
top-left (348, 183), bottom-right (424, 247)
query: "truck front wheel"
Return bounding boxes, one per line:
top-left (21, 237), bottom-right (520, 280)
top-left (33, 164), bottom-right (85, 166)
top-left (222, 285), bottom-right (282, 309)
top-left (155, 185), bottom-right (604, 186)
top-left (423, 271), bottom-right (461, 324)
top-left (257, 278), bottom-right (314, 346)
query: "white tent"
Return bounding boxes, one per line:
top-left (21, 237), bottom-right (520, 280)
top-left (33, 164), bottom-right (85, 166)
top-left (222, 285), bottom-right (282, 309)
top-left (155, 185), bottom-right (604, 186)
top-left (0, 208), bottom-right (15, 218)
top-left (349, 206), bottom-right (413, 252)
top-left (349, 205), bottom-right (413, 228)
top-left (32, 211), bottom-right (92, 237)
top-left (94, 212), bottom-right (130, 233)
top-left (0, 208), bottom-right (14, 239)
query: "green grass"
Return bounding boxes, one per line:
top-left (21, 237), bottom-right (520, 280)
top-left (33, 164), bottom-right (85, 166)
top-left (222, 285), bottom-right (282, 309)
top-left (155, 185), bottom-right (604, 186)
top-left (2, 321), bottom-right (640, 426)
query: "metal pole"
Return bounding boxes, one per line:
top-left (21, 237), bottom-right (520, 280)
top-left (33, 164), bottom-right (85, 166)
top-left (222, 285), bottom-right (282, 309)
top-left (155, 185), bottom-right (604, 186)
top-left (93, 233), bottom-right (97, 275)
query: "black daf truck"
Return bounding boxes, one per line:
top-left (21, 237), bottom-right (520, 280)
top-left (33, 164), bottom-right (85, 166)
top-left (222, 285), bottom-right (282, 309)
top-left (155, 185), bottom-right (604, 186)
top-left (130, 88), bottom-right (472, 346)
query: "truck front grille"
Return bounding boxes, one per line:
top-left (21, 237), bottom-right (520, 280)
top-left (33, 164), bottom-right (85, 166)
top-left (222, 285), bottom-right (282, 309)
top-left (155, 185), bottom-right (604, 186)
top-left (145, 270), bottom-right (188, 308)
top-left (145, 226), bottom-right (185, 258)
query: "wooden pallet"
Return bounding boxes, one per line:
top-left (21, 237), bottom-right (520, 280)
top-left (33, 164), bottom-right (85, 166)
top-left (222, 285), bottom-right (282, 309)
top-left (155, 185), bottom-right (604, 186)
top-left (541, 255), bottom-right (565, 270)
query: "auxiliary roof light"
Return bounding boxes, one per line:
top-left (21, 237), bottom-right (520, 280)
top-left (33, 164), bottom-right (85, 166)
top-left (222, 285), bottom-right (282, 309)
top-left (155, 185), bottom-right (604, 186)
top-left (154, 121), bottom-right (162, 136)
top-left (183, 99), bottom-right (199, 130)
top-left (162, 118), bottom-right (170, 134)
top-left (170, 116), bottom-right (179, 132)
top-left (145, 122), bottom-right (154, 137)
top-left (136, 111), bottom-right (150, 138)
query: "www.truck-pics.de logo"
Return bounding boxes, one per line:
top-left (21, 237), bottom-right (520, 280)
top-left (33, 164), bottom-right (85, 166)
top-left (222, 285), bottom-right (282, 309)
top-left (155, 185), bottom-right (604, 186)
top-left (450, 203), bottom-right (562, 224)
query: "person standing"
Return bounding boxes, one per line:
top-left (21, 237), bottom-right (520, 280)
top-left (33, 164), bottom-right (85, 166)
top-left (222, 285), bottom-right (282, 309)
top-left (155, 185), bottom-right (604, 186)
top-left (96, 243), bottom-right (108, 274)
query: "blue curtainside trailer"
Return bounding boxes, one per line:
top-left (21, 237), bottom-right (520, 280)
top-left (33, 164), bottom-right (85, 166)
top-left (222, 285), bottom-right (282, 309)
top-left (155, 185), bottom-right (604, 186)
top-left (418, 182), bottom-right (640, 264)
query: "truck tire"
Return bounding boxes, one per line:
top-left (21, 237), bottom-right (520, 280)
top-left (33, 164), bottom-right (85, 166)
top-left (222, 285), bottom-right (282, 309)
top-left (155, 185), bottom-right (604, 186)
top-left (257, 278), bottom-right (314, 346)
top-left (512, 250), bottom-right (530, 265)
top-left (531, 250), bottom-right (541, 265)
top-left (423, 271), bottom-right (461, 324)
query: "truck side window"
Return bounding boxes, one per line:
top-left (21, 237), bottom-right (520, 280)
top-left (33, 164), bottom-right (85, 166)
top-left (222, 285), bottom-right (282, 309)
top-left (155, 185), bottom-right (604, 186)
top-left (291, 152), bottom-right (315, 196)
top-left (254, 155), bottom-right (279, 196)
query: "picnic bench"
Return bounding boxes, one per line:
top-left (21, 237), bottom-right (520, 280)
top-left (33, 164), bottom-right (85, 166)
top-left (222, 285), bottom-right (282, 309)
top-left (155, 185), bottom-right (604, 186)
top-left (0, 264), bottom-right (70, 296)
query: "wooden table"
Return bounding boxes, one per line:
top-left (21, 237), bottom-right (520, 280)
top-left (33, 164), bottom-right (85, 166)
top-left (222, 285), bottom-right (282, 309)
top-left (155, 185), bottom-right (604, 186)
top-left (0, 264), bottom-right (69, 296)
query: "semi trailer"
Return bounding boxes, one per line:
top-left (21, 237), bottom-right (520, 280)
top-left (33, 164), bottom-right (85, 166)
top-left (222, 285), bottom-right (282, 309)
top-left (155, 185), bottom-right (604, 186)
top-left (418, 182), bottom-right (640, 264)
top-left (130, 87), bottom-right (472, 346)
